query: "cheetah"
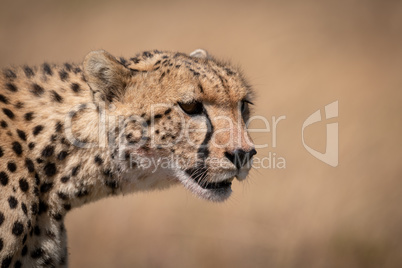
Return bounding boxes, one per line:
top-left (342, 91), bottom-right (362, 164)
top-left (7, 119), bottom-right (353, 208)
top-left (0, 49), bottom-right (256, 267)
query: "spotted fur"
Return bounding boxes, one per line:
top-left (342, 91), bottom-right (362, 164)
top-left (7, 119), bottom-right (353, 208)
top-left (0, 49), bottom-right (256, 267)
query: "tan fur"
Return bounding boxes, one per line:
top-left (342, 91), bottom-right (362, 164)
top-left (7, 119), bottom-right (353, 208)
top-left (0, 49), bottom-right (255, 267)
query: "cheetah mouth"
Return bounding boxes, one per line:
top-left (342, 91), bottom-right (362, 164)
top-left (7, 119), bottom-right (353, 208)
top-left (180, 166), bottom-right (234, 202)
top-left (192, 176), bottom-right (233, 190)
top-left (185, 166), bottom-right (233, 190)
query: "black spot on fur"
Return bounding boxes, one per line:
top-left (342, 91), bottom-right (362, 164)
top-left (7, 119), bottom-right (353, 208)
top-left (7, 162), bottom-right (17, 172)
top-left (40, 182), bottom-right (53, 193)
top-left (38, 201), bottom-right (48, 215)
top-left (63, 204), bottom-right (71, 211)
top-left (64, 63), bottom-right (72, 72)
top-left (0, 212), bottom-right (4, 226)
top-left (25, 158), bottom-right (34, 173)
top-left (53, 213), bottom-right (62, 221)
top-left (105, 180), bottom-right (118, 189)
top-left (43, 63), bottom-right (53, 75)
top-left (119, 57), bottom-right (127, 66)
top-left (43, 258), bottom-right (55, 267)
top-left (21, 203), bottom-right (28, 215)
top-left (41, 145), bottom-right (54, 158)
top-left (103, 169), bottom-right (112, 177)
top-left (12, 141), bottom-right (23, 156)
top-left (31, 203), bottom-right (38, 215)
top-left (50, 134), bottom-right (57, 142)
top-left (76, 189), bottom-right (89, 198)
top-left (143, 51), bottom-right (153, 58)
top-left (0, 238), bottom-right (3, 252)
top-left (130, 57), bottom-right (140, 64)
top-left (94, 155), bottom-right (103, 165)
top-left (8, 196), bottom-right (18, 209)
top-left (14, 260), bottom-right (22, 268)
top-left (55, 121), bottom-right (63, 132)
top-left (159, 72), bottom-right (166, 82)
top-left (8, 260), bottom-right (21, 268)
top-left (4, 69), bottom-right (16, 79)
top-left (14, 101), bottom-right (24, 109)
top-left (68, 110), bottom-right (76, 118)
top-left (59, 70), bottom-right (69, 81)
top-left (2, 108), bottom-right (14, 119)
top-left (57, 151), bottom-right (68, 161)
top-left (31, 247), bottom-right (44, 259)
top-left (61, 176), bottom-right (70, 183)
top-left (57, 192), bottom-right (68, 200)
top-left (0, 172), bottom-right (9, 186)
top-left (19, 178), bottom-right (29, 192)
top-left (31, 83), bottom-right (44, 96)
top-left (6, 83), bottom-right (18, 92)
top-left (225, 68), bottom-right (235, 76)
top-left (16, 129), bottom-right (26, 141)
top-left (78, 103), bottom-right (87, 110)
top-left (0, 94), bottom-right (9, 104)
top-left (1, 256), bottom-right (12, 268)
top-left (28, 142), bottom-right (35, 150)
top-left (44, 163), bottom-right (57, 177)
top-left (24, 112), bottom-right (34, 121)
top-left (35, 174), bottom-right (40, 186)
top-left (0, 146), bottom-right (3, 157)
top-left (33, 125), bottom-right (44, 136)
top-left (71, 165), bottom-right (80, 176)
top-left (199, 84), bottom-right (204, 93)
top-left (51, 90), bottom-right (63, 102)
top-left (0, 121), bottom-right (7, 128)
top-left (24, 66), bottom-right (35, 78)
top-left (21, 245), bottom-right (28, 256)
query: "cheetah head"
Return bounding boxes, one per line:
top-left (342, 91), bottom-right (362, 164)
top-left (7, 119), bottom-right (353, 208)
top-left (83, 49), bottom-right (256, 202)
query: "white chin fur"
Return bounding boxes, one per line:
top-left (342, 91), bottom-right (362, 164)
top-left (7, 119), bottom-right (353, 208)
top-left (174, 170), bottom-right (232, 202)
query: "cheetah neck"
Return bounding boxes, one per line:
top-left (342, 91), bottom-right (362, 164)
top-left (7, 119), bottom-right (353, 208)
top-left (5, 64), bottom-right (167, 219)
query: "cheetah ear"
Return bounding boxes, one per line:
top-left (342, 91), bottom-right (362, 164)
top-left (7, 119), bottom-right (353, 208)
top-left (83, 50), bottom-right (131, 102)
top-left (189, 49), bottom-right (209, 59)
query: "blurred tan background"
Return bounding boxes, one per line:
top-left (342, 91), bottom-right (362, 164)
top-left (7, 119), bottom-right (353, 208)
top-left (1, 0), bottom-right (402, 267)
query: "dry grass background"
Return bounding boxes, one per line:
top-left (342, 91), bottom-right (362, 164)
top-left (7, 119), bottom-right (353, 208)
top-left (1, 0), bottom-right (402, 267)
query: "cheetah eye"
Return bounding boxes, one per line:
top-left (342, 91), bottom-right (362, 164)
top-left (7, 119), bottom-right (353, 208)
top-left (241, 100), bottom-right (253, 114)
top-left (178, 101), bottom-right (203, 115)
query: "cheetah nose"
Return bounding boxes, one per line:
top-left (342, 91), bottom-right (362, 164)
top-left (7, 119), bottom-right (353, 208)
top-left (224, 148), bottom-right (257, 169)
